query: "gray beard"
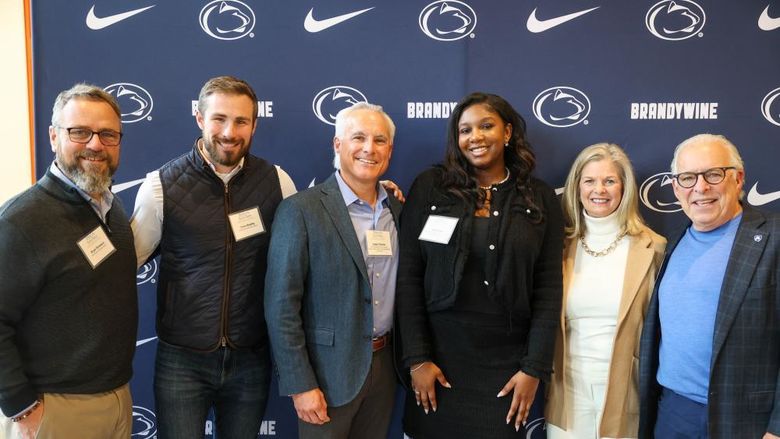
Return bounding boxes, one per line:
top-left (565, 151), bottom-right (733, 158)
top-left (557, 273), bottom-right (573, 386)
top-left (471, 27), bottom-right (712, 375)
top-left (57, 158), bottom-right (113, 195)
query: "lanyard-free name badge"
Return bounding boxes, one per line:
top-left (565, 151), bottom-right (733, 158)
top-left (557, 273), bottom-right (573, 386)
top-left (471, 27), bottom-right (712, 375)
top-left (77, 225), bottom-right (116, 269)
top-left (366, 230), bottom-right (393, 256)
top-left (228, 207), bottom-right (265, 242)
top-left (418, 215), bottom-right (459, 244)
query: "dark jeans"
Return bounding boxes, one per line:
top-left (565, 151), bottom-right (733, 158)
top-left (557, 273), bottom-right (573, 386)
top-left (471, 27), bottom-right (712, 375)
top-left (654, 387), bottom-right (709, 439)
top-left (154, 339), bottom-right (271, 439)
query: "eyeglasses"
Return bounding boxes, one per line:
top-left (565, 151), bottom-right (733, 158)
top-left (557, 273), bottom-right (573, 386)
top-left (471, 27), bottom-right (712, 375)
top-left (55, 126), bottom-right (123, 146)
top-left (672, 166), bottom-right (736, 188)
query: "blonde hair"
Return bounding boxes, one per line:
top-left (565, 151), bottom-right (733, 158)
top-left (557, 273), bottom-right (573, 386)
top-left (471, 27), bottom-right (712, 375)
top-left (561, 143), bottom-right (645, 239)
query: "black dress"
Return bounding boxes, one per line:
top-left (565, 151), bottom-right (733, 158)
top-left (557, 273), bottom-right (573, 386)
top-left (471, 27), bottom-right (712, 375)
top-left (403, 218), bottom-right (530, 438)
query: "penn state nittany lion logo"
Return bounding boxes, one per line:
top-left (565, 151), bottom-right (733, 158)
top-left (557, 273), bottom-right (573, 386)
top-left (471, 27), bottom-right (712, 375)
top-left (640, 172), bottom-right (682, 213)
top-left (104, 83), bottom-right (153, 124)
top-left (132, 406), bottom-right (157, 438)
top-left (312, 86), bottom-right (368, 126)
top-left (136, 260), bottom-right (158, 286)
top-left (199, 0), bottom-right (256, 40)
top-left (419, 1), bottom-right (477, 41)
top-left (532, 86), bottom-right (591, 128)
top-left (645, 0), bottom-right (706, 41)
top-left (761, 86), bottom-right (780, 127)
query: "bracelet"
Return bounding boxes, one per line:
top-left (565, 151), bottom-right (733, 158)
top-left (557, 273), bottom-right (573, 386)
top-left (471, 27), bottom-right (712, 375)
top-left (409, 362), bottom-right (427, 373)
top-left (11, 399), bottom-right (41, 422)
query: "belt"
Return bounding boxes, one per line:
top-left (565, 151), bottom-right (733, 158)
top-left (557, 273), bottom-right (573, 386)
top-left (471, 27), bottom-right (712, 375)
top-left (372, 334), bottom-right (390, 352)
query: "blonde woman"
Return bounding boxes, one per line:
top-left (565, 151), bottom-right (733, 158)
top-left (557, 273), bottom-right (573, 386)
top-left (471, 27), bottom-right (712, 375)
top-left (546, 143), bottom-right (666, 438)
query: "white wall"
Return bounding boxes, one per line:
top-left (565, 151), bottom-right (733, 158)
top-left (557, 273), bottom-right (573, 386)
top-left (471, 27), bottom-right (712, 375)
top-left (0, 1), bottom-right (33, 204)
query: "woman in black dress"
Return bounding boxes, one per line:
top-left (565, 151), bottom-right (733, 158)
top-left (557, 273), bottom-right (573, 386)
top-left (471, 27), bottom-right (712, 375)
top-left (396, 92), bottom-right (563, 438)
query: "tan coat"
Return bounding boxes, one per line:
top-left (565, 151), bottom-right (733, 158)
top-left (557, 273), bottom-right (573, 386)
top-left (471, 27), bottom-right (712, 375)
top-left (545, 226), bottom-right (666, 438)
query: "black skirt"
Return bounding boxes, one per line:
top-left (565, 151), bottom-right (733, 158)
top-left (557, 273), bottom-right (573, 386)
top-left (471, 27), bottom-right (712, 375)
top-left (403, 310), bottom-right (530, 438)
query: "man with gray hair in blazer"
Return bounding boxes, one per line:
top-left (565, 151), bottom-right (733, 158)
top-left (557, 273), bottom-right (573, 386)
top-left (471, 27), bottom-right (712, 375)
top-left (638, 134), bottom-right (779, 439)
top-left (265, 102), bottom-right (400, 438)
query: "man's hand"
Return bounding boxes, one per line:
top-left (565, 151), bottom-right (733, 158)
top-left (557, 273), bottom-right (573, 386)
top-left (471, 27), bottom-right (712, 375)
top-left (762, 432), bottom-right (779, 439)
top-left (380, 180), bottom-right (405, 203)
top-left (291, 388), bottom-right (330, 425)
top-left (16, 400), bottom-right (44, 439)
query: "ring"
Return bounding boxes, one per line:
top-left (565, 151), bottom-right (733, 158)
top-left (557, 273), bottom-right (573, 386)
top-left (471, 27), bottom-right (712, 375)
top-left (414, 391), bottom-right (420, 395)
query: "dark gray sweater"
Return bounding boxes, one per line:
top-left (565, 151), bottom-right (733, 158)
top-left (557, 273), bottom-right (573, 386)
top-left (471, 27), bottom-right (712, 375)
top-left (0, 171), bottom-right (137, 417)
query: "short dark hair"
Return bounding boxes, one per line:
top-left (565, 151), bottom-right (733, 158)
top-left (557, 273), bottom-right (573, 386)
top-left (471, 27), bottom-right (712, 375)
top-left (197, 76), bottom-right (258, 120)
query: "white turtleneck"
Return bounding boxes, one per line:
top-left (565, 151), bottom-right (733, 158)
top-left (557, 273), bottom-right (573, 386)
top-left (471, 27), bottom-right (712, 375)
top-left (566, 210), bottom-right (629, 377)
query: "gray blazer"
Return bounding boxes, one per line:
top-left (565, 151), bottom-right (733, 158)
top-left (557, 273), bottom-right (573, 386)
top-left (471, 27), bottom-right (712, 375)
top-left (264, 174), bottom-right (401, 407)
top-left (638, 204), bottom-right (780, 438)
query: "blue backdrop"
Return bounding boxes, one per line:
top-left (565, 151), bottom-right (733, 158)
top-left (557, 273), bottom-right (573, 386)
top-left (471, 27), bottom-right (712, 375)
top-left (31, 1), bottom-right (779, 437)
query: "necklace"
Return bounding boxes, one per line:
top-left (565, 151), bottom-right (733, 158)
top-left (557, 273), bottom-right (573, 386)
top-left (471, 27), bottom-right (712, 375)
top-left (580, 231), bottom-right (627, 257)
top-left (479, 167), bottom-right (511, 190)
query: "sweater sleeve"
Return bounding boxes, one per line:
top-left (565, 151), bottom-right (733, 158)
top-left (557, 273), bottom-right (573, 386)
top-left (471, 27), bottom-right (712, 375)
top-left (396, 171), bottom-right (437, 368)
top-left (520, 183), bottom-right (564, 382)
top-left (0, 218), bottom-right (44, 417)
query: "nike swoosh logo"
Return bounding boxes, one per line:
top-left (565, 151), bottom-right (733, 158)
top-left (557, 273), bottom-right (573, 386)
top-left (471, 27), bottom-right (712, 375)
top-left (113, 178), bottom-right (145, 193)
top-left (304, 7), bottom-right (374, 33)
top-left (86, 5), bottom-right (155, 30)
top-left (747, 183), bottom-right (780, 205)
top-left (526, 6), bottom-right (600, 33)
top-left (758, 5), bottom-right (780, 31)
top-left (136, 336), bottom-right (158, 347)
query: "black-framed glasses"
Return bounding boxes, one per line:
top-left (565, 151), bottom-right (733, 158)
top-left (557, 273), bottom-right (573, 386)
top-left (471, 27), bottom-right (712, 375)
top-left (672, 166), bottom-right (736, 188)
top-left (55, 126), bottom-right (123, 146)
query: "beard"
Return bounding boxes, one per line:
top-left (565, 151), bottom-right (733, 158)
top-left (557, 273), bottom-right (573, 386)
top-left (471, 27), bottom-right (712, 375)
top-left (202, 134), bottom-right (251, 169)
top-left (56, 147), bottom-right (116, 195)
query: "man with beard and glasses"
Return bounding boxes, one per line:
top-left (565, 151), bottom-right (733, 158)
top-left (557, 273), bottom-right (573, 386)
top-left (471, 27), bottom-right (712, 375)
top-left (130, 76), bottom-right (296, 439)
top-left (0, 83), bottom-right (137, 439)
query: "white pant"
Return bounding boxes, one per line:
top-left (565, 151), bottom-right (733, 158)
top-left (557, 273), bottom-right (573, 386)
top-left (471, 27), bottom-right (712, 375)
top-left (546, 366), bottom-right (614, 439)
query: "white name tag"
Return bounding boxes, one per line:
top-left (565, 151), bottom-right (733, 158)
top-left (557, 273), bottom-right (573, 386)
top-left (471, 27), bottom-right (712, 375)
top-left (77, 226), bottom-right (116, 268)
top-left (418, 215), bottom-right (459, 244)
top-left (228, 207), bottom-right (265, 242)
top-left (366, 230), bottom-right (393, 256)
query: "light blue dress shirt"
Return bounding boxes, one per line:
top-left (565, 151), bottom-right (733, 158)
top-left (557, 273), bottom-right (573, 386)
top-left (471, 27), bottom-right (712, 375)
top-left (334, 171), bottom-right (398, 337)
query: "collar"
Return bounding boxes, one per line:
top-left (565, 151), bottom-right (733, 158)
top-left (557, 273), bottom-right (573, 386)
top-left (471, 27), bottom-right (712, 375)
top-left (334, 170), bottom-right (387, 207)
top-left (583, 209), bottom-right (621, 236)
top-left (196, 138), bottom-right (245, 182)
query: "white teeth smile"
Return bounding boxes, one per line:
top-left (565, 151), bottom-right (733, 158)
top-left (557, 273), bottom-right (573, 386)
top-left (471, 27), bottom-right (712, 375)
top-left (357, 158), bottom-right (377, 165)
top-left (590, 198), bottom-right (609, 203)
top-left (469, 146), bottom-right (488, 153)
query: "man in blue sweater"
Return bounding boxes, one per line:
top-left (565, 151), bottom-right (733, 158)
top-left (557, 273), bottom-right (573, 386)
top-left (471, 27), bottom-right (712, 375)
top-left (639, 134), bottom-right (779, 439)
top-left (0, 84), bottom-right (138, 438)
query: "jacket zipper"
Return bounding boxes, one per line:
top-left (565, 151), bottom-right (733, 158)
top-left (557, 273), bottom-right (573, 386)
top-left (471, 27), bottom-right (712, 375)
top-left (220, 182), bottom-right (232, 349)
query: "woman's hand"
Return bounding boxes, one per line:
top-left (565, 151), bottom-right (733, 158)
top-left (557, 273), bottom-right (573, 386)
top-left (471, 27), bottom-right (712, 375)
top-left (410, 361), bottom-right (451, 414)
top-left (497, 370), bottom-right (539, 431)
